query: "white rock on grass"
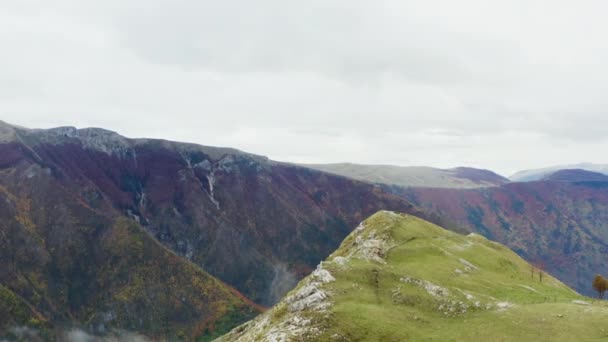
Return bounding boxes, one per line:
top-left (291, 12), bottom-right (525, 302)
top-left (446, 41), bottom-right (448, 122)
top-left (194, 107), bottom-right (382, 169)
top-left (459, 258), bottom-right (478, 271)
top-left (311, 265), bottom-right (335, 283)
top-left (350, 229), bottom-right (391, 264)
top-left (495, 301), bottom-right (514, 311)
top-left (401, 277), bottom-right (449, 297)
top-left (217, 262), bottom-right (337, 342)
top-left (286, 285), bottom-right (329, 312)
top-left (332, 256), bottom-right (348, 266)
top-left (284, 262), bottom-right (336, 312)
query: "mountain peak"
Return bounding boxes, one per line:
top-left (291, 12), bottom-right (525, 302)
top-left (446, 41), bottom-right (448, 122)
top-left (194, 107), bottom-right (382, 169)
top-left (6, 122), bottom-right (270, 164)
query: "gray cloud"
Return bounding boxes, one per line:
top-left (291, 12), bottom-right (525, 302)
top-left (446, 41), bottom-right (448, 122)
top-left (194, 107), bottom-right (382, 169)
top-left (1, 0), bottom-right (608, 175)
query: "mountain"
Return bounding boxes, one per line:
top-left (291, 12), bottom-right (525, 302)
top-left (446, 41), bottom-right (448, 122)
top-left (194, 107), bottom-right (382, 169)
top-left (6, 120), bottom-right (607, 339)
top-left (510, 163), bottom-right (608, 182)
top-left (0, 159), bottom-right (259, 340)
top-left (0, 121), bottom-right (449, 338)
top-left (218, 211), bottom-right (606, 341)
top-left (303, 163), bottom-right (510, 188)
top-left (391, 181), bottom-right (608, 297)
top-left (304, 160), bottom-right (608, 297)
top-left (541, 169), bottom-right (608, 182)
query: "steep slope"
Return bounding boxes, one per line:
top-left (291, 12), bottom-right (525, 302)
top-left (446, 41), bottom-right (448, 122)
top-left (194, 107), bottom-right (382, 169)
top-left (304, 163), bottom-right (509, 188)
top-left (219, 211), bottom-right (607, 342)
top-left (511, 163), bottom-right (608, 182)
top-left (392, 182), bottom-right (608, 296)
top-left (0, 165), bottom-right (258, 340)
top-left (0, 121), bottom-right (442, 311)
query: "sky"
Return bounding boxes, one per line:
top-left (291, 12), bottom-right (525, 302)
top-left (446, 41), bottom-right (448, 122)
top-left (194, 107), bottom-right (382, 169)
top-left (2, 1), bottom-right (608, 176)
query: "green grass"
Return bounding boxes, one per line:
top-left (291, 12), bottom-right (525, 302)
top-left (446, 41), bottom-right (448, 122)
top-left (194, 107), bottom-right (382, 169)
top-left (311, 212), bottom-right (608, 341)
top-left (218, 211), bottom-right (608, 341)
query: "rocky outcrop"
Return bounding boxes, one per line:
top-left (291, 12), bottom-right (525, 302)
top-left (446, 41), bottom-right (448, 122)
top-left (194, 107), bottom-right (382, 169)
top-left (217, 263), bottom-right (337, 342)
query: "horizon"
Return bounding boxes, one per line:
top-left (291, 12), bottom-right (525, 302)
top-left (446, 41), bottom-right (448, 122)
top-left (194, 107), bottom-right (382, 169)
top-left (3, 1), bottom-right (608, 176)
top-left (3, 119), bottom-right (605, 178)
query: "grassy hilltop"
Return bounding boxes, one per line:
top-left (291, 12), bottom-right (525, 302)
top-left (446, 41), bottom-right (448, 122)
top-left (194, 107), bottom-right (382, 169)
top-left (218, 211), bottom-right (608, 341)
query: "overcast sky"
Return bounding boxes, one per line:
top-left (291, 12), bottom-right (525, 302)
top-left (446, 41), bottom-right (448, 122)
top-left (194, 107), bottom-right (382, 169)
top-left (2, 1), bottom-right (608, 176)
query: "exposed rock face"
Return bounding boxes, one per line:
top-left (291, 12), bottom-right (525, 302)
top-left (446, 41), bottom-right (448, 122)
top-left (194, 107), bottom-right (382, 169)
top-left (285, 265), bottom-right (335, 313)
top-left (217, 262), bottom-right (337, 342)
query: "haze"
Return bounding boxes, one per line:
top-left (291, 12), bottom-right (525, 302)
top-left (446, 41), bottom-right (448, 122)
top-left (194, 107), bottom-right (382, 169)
top-left (2, 1), bottom-right (608, 176)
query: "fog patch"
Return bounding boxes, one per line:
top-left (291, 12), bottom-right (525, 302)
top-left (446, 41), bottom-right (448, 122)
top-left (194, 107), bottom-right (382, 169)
top-left (268, 263), bottom-right (298, 305)
top-left (62, 329), bottom-right (150, 342)
top-left (2, 326), bottom-right (40, 341)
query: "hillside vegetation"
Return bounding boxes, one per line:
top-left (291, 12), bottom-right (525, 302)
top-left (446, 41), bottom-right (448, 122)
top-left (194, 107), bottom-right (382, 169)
top-left (0, 172), bottom-right (258, 341)
top-left (219, 211), bottom-right (608, 341)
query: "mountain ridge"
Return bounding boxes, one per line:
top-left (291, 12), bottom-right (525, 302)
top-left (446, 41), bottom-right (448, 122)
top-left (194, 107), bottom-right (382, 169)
top-left (541, 169), bottom-right (608, 182)
top-left (218, 211), bottom-right (607, 341)
top-left (0, 120), bottom-right (266, 164)
top-left (303, 163), bottom-right (509, 188)
top-left (0, 121), bottom-right (455, 339)
top-left (510, 163), bottom-right (608, 181)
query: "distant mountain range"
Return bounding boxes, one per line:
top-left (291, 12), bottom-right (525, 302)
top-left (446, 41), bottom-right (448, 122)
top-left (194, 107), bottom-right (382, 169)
top-left (307, 163), bottom-right (608, 188)
top-left (541, 169), bottom-right (608, 182)
top-left (301, 163), bottom-right (608, 297)
top-left (219, 211), bottom-right (605, 341)
top-left (303, 163), bottom-right (510, 188)
top-left (298, 163), bottom-right (608, 297)
top-left (2, 120), bottom-right (608, 339)
top-left (510, 163), bottom-right (608, 182)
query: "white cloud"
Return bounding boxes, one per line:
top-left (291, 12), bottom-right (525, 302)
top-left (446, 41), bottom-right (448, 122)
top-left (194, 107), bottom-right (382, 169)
top-left (2, 0), bottom-right (608, 176)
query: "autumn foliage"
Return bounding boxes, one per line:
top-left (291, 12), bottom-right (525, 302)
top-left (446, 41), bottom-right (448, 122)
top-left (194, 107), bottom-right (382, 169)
top-left (593, 274), bottom-right (608, 299)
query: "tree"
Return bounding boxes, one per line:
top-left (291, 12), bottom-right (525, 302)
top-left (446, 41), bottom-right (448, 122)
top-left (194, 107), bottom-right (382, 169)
top-left (593, 274), bottom-right (607, 299)
top-left (531, 261), bottom-right (546, 283)
top-left (530, 264), bottom-right (535, 279)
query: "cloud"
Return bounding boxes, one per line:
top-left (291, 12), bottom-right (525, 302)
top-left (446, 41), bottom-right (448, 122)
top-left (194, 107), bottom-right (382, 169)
top-left (1, 0), bottom-right (608, 175)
